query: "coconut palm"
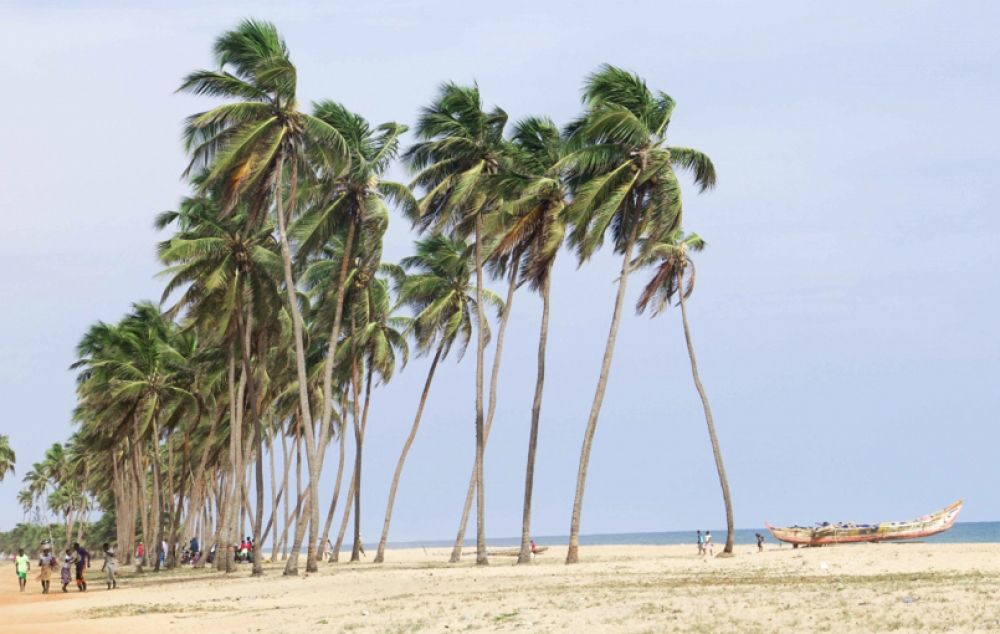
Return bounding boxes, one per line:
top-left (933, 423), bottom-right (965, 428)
top-left (634, 230), bottom-right (734, 554)
top-left (342, 268), bottom-right (409, 562)
top-left (292, 102), bottom-right (410, 564)
top-left (157, 190), bottom-right (282, 574)
top-left (404, 83), bottom-right (508, 565)
top-left (489, 116), bottom-right (569, 563)
top-left (75, 303), bottom-right (196, 570)
top-left (179, 19), bottom-right (348, 573)
top-left (374, 235), bottom-right (499, 562)
top-left (563, 65), bottom-right (716, 563)
top-left (0, 435), bottom-right (14, 482)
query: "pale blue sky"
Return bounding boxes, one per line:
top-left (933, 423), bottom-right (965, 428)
top-left (0, 0), bottom-right (997, 540)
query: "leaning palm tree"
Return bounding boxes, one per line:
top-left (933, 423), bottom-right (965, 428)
top-left (292, 102), bottom-right (410, 563)
top-left (564, 65), bottom-right (716, 563)
top-left (635, 230), bottom-right (734, 554)
top-left (0, 435), bottom-right (14, 482)
top-left (404, 83), bottom-right (508, 565)
top-left (342, 268), bottom-right (409, 562)
top-left (489, 116), bottom-right (569, 563)
top-left (179, 19), bottom-right (348, 573)
top-left (374, 235), bottom-right (498, 562)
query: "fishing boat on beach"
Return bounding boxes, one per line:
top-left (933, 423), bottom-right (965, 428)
top-left (766, 500), bottom-right (962, 547)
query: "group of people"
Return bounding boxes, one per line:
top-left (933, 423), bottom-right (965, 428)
top-left (13, 540), bottom-right (117, 593)
top-left (696, 530), bottom-right (715, 557)
top-left (694, 531), bottom-right (767, 555)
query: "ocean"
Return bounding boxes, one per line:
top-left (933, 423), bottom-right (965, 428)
top-left (381, 521), bottom-right (1000, 550)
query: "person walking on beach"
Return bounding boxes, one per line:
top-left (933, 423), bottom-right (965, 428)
top-left (101, 543), bottom-right (117, 590)
top-left (755, 533), bottom-right (765, 552)
top-left (15, 548), bottom-right (30, 591)
top-left (703, 531), bottom-right (714, 557)
top-left (72, 542), bottom-right (90, 591)
top-left (60, 547), bottom-right (75, 592)
top-left (696, 530), bottom-right (704, 556)
top-left (38, 543), bottom-right (56, 594)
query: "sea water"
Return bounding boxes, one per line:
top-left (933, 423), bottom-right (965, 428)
top-left (254, 522), bottom-right (999, 555)
top-left (380, 521), bottom-right (1000, 550)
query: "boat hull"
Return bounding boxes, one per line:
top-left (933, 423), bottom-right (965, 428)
top-left (766, 500), bottom-right (962, 547)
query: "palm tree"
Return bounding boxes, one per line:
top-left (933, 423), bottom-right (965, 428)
top-left (404, 83), bottom-right (508, 565)
top-left (179, 19), bottom-right (348, 573)
top-left (0, 435), bottom-right (14, 482)
top-left (563, 65), bottom-right (716, 563)
top-left (343, 268), bottom-right (409, 562)
top-left (375, 235), bottom-right (498, 562)
top-left (489, 116), bottom-right (569, 563)
top-left (157, 189), bottom-right (283, 575)
top-left (634, 230), bottom-right (734, 554)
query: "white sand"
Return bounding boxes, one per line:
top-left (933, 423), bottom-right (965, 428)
top-left (3, 543), bottom-right (999, 633)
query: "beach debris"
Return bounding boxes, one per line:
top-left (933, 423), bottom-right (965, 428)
top-left (901, 596), bottom-right (917, 604)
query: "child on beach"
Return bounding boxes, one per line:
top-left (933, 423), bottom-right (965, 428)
top-left (703, 531), bottom-right (714, 557)
top-left (61, 548), bottom-right (75, 593)
top-left (696, 530), bottom-right (704, 556)
top-left (38, 543), bottom-right (56, 594)
top-left (15, 548), bottom-right (30, 591)
top-left (101, 543), bottom-right (117, 590)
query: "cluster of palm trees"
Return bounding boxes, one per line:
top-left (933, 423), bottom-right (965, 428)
top-left (26, 18), bottom-right (735, 571)
top-left (15, 441), bottom-right (95, 547)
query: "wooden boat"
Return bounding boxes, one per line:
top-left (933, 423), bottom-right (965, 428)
top-left (766, 500), bottom-right (962, 547)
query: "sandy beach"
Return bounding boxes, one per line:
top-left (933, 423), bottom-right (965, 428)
top-left (2, 543), bottom-right (998, 633)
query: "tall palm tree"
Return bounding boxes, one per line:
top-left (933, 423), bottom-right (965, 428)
top-left (157, 189), bottom-right (282, 574)
top-left (342, 268), bottom-right (409, 562)
top-left (564, 65), bottom-right (716, 563)
top-left (634, 230), bottom-right (734, 554)
top-left (293, 101), bottom-right (409, 564)
top-left (179, 19), bottom-right (348, 573)
top-left (404, 83), bottom-right (508, 565)
top-left (374, 235), bottom-right (498, 562)
top-left (0, 435), bottom-right (14, 482)
top-left (489, 116), bottom-right (569, 563)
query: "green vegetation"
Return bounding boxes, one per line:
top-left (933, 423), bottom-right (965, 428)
top-left (12, 18), bottom-right (728, 570)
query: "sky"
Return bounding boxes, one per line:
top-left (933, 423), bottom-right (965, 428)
top-left (0, 0), bottom-right (997, 542)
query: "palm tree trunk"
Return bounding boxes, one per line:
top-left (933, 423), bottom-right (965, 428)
top-left (677, 270), bottom-right (735, 554)
top-left (224, 348), bottom-right (247, 574)
top-left (449, 259), bottom-right (518, 563)
top-left (351, 364), bottom-right (372, 562)
top-left (375, 341), bottom-right (445, 563)
top-left (331, 472), bottom-right (354, 562)
top-left (268, 432), bottom-right (280, 561)
top-left (151, 403), bottom-right (165, 572)
top-left (311, 216), bottom-right (357, 571)
top-left (518, 268), bottom-right (553, 564)
top-left (272, 154), bottom-right (323, 576)
top-left (283, 416), bottom-right (310, 575)
top-left (190, 406), bottom-right (223, 569)
top-left (237, 305), bottom-right (266, 576)
top-left (566, 212), bottom-right (645, 564)
top-left (319, 390), bottom-right (348, 562)
top-left (472, 216), bottom-right (489, 566)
